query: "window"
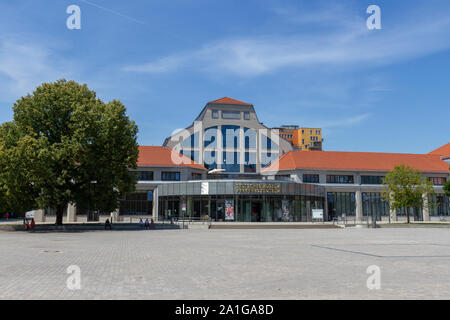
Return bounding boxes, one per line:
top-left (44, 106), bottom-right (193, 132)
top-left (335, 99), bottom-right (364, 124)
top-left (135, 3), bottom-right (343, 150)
top-left (244, 128), bottom-right (256, 149)
top-left (275, 175), bottom-right (291, 181)
top-left (204, 126), bottom-right (218, 148)
top-left (244, 152), bottom-right (256, 173)
top-left (180, 132), bottom-right (199, 148)
top-left (244, 112), bottom-right (250, 120)
top-left (204, 151), bottom-right (217, 170)
top-left (261, 135), bottom-right (279, 151)
top-left (222, 111), bottom-right (241, 119)
top-left (212, 110), bottom-right (219, 119)
top-left (222, 125), bottom-right (240, 149)
top-left (135, 171), bottom-right (153, 181)
top-left (303, 174), bottom-right (319, 183)
top-left (161, 172), bottom-right (180, 181)
top-left (326, 175), bottom-right (354, 184)
top-left (327, 192), bottom-right (356, 218)
top-left (191, 173), bottom-right (202, 180)
top-left (222, 151), bottom-right (240, 172)
top-left (429, 177), bottom-right (447, 185)
top-left (361, 176), bottom-right (385, 184)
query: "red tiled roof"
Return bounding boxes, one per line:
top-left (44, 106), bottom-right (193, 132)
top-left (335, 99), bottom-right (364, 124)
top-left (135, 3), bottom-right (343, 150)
top-left (264, 151), bottom-right (450, 173)
top-left (138, 146), bottom-right (206, 170)
top-left (429, 143), bottom-right (450, 158)
top-left (208, 97), bottom-right (252, 106)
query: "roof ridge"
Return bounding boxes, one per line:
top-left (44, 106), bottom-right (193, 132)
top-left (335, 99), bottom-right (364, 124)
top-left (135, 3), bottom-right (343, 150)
top-left (208, 97), bottom-right (252, 106)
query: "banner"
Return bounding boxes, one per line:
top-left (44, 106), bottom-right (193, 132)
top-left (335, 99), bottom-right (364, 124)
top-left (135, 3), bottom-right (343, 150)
top-left (225, 200), bottom-right (234, 221)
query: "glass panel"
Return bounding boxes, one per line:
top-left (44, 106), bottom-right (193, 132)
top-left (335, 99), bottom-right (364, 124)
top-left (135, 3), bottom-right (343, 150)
top-left (204, 126), bottom-right (218, 148)
top-left (222, 151), bottom-right (240, 172)
top-left (222, 125), bottom-right (240, 149)
top-left (204, 151), bottom-right (217, 170)
top-left (244, 128), bottom-right (256, 149)
top-left (180, 132), bottom-right (199, 148)
top-left (222, 111), bottom-right (241, 119)
top-left (244, 152), bottom-right (256, 173)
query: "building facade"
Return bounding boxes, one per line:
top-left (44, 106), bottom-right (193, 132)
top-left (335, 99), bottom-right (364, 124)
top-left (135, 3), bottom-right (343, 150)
top-left (33, 98), bottom-right (450, 224)
top-left (275, 125), bottom-right (323, 151)
top-left (163, 97), bottom-right (293, 177)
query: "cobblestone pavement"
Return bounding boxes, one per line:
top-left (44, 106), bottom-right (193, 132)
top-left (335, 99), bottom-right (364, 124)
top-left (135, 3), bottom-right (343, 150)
top-left (0, 228), bottom-right (449, 299)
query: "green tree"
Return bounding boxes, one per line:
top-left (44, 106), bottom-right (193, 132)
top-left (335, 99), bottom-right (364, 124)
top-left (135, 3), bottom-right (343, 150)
top-left (444, 180), bottom-right (450, 197)
top-left (0, 79), bottom-right (139, 225)
top-left (382, 165), bottom-right (434, 223)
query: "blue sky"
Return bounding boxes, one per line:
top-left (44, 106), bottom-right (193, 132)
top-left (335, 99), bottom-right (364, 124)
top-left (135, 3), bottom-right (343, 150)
top-left (0, 0), bottom-right (449, 153)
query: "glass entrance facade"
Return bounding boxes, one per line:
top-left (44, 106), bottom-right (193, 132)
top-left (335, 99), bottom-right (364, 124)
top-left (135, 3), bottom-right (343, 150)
top-left (156, 180), bottom-right (325, 222)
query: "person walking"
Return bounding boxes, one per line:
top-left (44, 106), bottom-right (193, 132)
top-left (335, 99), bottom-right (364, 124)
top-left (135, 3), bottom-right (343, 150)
top-left (30, 218), bottom-right (35, 232)
top-left (5, 212), bottom-right (9, 220)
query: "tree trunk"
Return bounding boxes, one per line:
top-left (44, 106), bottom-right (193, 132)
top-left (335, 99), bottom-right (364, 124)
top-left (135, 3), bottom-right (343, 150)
top-left (55, 205), bottom-right (65, 225)
top-left (406, 208), bottom-right (410, 224)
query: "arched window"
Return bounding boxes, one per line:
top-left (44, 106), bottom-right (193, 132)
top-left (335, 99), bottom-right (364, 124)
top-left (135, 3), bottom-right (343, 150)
top-left (180, 132), bottom-right (199, 148)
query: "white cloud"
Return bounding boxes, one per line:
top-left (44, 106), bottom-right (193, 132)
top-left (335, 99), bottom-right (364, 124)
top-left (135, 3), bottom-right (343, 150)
top-left (122, 8), bottom-right (450, 77)
top-left (318, 113), bottom-right (371, 128)
top-left (123, 55), bottom-right (188, 73)
top-left (0, 39), bottom-right (71, 101)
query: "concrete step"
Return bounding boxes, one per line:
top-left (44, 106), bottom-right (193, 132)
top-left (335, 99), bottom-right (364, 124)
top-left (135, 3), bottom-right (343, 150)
top-left (210, 223), bottom-right (341, 229)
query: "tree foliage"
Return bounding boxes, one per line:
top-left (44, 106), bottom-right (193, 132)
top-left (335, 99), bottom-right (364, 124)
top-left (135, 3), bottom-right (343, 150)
top-left (382, 165), bottom-right (434, 223)
top-left (0, 79), bottom-right (139, 224)
top-left (444, 180), bottom-right (450, 197)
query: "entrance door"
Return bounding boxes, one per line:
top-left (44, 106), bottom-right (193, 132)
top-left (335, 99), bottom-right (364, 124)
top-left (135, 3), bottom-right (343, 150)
top-left (251, 201), bottom-right (262, 222)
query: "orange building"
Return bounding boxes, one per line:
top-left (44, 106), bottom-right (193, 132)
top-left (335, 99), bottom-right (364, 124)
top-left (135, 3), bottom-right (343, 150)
top-left (275, 125), bottom-right (323, 151)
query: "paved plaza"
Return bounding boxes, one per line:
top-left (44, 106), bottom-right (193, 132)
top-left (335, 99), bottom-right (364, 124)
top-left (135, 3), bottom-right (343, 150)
top-left (0, 227), bottom-right (449, 299)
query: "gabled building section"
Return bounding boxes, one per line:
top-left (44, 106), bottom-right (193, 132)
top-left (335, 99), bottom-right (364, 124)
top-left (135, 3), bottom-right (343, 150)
top-left (163, 97), bottom-right (293, 175)
top-left (429, 142), bottom-right (450, 164)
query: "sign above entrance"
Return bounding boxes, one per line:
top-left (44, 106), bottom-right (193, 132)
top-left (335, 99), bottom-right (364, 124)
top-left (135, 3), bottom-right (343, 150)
top-left (201, 182), bottom-right (209, 195)
top-left (235, 183), bottom-right (281, 194)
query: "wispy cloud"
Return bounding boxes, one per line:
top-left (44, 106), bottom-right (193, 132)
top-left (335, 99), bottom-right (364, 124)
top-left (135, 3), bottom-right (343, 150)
top-left (318, 113), bottom-right (371, 128)
top-left (270, 2), bottom-right (364, 29)
top-left (123, 55), bottom-right (188, 73)
top-left (0, 38), bottom-right (72, 101)
top-left (123, 7), bottom-right (450, 77)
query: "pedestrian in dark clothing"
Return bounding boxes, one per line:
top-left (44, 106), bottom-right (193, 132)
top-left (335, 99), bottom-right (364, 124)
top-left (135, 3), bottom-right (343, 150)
top-left (144, 218), bottom-right (150, 230)
top-left (30, 218), bottom-right (35, 232)
top-left (150, 218), bottom-right (155, 230)
top-left (105, 219), bottom-right (112, 230)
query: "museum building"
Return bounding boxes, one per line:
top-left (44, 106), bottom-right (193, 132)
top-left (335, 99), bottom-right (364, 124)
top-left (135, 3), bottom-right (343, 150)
top-left (119, 97), bottom-right (450, 223)
top-left (34, 97), bottom-right (450, 223)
